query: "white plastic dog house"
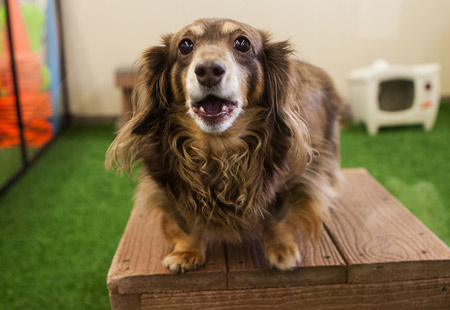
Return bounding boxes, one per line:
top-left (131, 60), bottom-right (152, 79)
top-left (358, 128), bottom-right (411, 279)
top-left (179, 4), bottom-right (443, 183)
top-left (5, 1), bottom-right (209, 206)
top-left (348, 60), bottom-right (441, 135)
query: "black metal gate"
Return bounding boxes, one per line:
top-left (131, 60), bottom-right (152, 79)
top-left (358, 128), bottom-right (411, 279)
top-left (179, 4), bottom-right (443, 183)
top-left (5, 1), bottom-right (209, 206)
top-left (0, 0), bottom-right (70, 195)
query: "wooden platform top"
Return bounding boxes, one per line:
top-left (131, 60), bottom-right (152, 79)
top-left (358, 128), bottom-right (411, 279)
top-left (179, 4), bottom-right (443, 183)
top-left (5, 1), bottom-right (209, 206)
top-left (107, 168), bottom-right (450, 295)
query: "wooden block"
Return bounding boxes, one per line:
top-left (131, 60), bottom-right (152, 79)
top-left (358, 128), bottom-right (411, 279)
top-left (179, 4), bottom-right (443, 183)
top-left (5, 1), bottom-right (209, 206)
top-left (325, 168), bottom-right (450, 283)
top-left (108, 168), bottom-right (450, 309)
top-left (226, 229), bottom-right (346, 289)
top-left (107, 199), bottom-right (227, 294)
top-left (141, 278), bottom-right (450, 310)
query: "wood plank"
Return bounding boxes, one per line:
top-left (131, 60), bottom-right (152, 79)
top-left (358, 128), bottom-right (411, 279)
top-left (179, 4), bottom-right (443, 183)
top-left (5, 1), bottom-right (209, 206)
top-left (326, 168), bottom-right (450, 283)
top-left (226, 229), bottom-right (346, 289)
top-left (107, 197), bottom-right (227, 294)
top-left (141, 278), bottom-right (450, 310)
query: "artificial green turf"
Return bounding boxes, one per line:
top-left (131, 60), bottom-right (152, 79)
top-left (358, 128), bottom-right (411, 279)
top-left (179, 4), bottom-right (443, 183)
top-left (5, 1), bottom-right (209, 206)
top-left (0, 146), bottom-right (43, 186)
top-left (0, 125), bottom-right (135, 310)
top-left (0, 104), bottom-right (449, 310)
top-left (340, 102), bottom-right (450, 245)
top-left (0, 147), bottom-right (23, 185)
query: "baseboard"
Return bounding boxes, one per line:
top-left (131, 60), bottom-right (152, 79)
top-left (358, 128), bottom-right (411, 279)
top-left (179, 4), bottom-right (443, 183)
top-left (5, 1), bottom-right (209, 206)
top-left (441, 96), bottom-right (450, 103)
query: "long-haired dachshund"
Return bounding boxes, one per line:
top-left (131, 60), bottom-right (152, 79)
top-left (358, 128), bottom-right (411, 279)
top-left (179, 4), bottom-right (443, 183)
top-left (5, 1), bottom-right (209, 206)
top-left (106, 18), bottom-right (342, 272)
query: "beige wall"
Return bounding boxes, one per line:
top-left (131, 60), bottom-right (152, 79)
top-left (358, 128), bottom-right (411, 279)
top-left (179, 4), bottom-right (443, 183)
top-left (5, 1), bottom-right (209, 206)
top-left (61, 0), bottom-right (450, 117)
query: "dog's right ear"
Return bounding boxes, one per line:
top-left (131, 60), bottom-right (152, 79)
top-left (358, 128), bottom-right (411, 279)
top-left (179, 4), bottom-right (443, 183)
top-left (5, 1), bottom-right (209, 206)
top-left (132, 34), bottom-right (173, 135)
top-left (105, 35), bottom-right (173, 174)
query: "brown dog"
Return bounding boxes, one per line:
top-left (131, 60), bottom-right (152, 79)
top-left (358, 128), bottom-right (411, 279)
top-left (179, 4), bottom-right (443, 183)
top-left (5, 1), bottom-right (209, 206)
top-left (106, 18), bottom-right (342, 272)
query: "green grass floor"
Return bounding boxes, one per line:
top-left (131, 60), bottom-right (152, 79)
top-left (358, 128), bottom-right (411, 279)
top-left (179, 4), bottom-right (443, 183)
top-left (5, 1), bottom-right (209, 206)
top-left (0, 104), bottom-right (449, 309)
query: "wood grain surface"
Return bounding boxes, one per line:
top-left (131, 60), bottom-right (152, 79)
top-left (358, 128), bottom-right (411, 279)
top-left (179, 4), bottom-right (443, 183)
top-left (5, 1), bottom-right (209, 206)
top-left (326, 168), bottom-right (450, 283)
top-left (107, 200), bottom-right (227, 294)
top-left (141, 278), bottom-right (450, 310)
top-left (109, 293), bottom-right (140, 310)
top-left (226, 229), bottom-right (346, 289)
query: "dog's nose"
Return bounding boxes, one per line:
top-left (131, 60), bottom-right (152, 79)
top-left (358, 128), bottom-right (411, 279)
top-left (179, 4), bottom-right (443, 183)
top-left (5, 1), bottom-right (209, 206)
top-left (195, 60), bottom-right (226, 87)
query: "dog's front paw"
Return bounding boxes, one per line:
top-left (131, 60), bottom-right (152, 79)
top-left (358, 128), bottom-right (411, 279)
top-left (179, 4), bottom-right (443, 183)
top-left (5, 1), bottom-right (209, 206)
top-left (163, 250), bottom-right (205, 273)
top-left (265, 241), bottom-right (301, 270)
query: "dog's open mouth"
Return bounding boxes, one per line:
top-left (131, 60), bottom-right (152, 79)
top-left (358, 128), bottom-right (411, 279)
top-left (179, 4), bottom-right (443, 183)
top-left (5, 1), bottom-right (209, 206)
top-left (191, 95), bottom-right (237, 121)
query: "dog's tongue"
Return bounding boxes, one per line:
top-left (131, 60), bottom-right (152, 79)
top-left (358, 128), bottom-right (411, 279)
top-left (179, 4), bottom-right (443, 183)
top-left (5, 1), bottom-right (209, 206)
top-left (193, 95), bottom-right (236, 117)
top-left (203, 101), bottom-right (223, 114)
top-left (198, 95), bottom-right (228, 115)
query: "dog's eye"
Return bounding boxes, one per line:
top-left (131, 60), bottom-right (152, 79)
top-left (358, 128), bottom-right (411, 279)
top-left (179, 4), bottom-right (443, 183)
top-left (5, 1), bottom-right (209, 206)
top-left (234, 36), bottom-right (250, 52)
top-left (179, 39), bottom-right (194, 55)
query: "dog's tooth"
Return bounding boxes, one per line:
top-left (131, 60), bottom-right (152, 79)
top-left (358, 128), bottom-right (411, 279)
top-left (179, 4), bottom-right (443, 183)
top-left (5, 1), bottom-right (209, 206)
top-left (200, 106), bottom-right (206, 113)
top-left (221, 105), bottom-right (227, 112)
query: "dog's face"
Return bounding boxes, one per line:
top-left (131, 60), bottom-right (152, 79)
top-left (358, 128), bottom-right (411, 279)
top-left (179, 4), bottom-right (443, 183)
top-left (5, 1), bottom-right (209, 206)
top-left (131, 18), bottom-right (293, 137)
top-left (169, 19), bottom-right (265, 133)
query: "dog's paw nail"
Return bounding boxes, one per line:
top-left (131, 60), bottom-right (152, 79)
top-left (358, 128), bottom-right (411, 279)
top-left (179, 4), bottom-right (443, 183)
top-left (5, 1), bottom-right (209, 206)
top-left (194, 263), bottom-right (199, 270)
top-left (182, 266), bottom-right (188, 273)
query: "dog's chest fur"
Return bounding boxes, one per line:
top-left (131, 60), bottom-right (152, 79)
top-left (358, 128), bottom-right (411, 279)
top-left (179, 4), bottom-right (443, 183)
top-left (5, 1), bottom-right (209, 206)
top-left (142, 112), bottom-right (290, 236)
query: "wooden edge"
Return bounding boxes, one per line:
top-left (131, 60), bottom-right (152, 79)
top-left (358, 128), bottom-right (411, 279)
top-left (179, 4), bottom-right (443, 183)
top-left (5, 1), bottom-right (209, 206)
top-left (109, 270), bottom-right (228, 295)
top-left (109, 293), bottom-right (141, 310)
top-left (107, 211), bottom-right (135, 294)
top-left (228, 265), bottom-right (346, 289)
top-left (140, 278), bottom-right (450, 310)
top-left (349, 260), bottom-right (450, 283)
top-left (116, 66), bottom-right (138, 74)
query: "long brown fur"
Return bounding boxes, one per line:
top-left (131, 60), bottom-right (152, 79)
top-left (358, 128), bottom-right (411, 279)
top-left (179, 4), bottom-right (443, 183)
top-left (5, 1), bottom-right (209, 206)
top-left (106, 19), bottom-right (342, 271)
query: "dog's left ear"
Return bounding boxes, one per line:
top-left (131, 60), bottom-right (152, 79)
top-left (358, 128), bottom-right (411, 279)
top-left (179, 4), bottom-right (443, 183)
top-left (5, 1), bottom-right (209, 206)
top-left (261, 33), bottom-right (314, 166)
top-left (132, 34), bottom-right (173, 135)
top-left (260, 33), bottom-right (294, 135)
